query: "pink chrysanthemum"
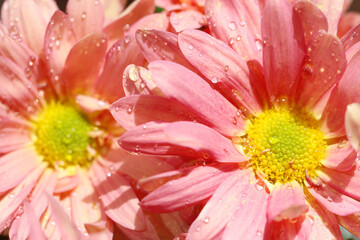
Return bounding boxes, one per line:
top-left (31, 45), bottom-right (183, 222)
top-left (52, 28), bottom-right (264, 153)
top-left (112, 0), bottom-right (360, 238)
top-left (0, 0), bottom-right (180, 239)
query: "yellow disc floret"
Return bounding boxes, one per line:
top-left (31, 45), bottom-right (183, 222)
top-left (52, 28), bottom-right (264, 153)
top-left (241, 106), bottom-right (326, 184)
top-left (33, 102), bottom-right (92, 168)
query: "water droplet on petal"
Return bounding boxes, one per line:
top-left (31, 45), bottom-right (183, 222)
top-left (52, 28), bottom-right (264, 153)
top-left (210, 76), bottom-right (218, 83)
top-left (203, 217), bottom-right (210, 223)
top-left (228, 21), bottom-right (237, 30)
top-left (188, 44), bottom-right (194, 50)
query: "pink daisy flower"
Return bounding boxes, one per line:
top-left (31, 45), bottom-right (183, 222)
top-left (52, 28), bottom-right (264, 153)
top-left (0, 0), bottom-right (179, 239)
top-left (112, 0), bottom-right (360, 238)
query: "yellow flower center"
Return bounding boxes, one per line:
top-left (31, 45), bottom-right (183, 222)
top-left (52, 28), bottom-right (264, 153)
top-left (33, 102), bottom-right (93, 168)
top-left (239, 106), bottom-right (326, 184)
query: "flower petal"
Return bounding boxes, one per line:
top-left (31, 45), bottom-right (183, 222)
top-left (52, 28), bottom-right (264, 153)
top-left (90, 162), bottom-right (146, 231)
top-left (338, 12), bottom-right (360, 38)
top-left (307, 181), bottom-right (360, 216)
top-left (318, 165), bottom-right (360, 201)
top-left (66, 0), bottom-right (105, 40)
top-left (262, 0), bottom-right (305, 99)
top-left (102, 0), bottom-right (126, 25)
top-left (267, 181), bottom-right (309, 223)
top-left (338, 214), bottom-right (360, 237)
top-left (205, 0), bottom-right (262, 61)
top-left (119, 121), bottom-right (247, 163)
top-left (341, 23), bottom-right (360, 51)
top-left (345, 103), bottom-right (360, 151)
top-left (293, 1), bottom-right (328, 44)
top-left (321, 141), bottom-right (356, 171)
top-left (187, 170), bottom-right (262, 240)
top-left (110, 95), bottom-right (200, 130)
top-left (311, 0), bottom-right (344, 34)
top-left (149, 60), bottom-right (242, 136)
top-left (0, 128), bottom-right (30, 155)
top-left (54, 174), bottom-right (80, 194)
top-left (170, 10), bottom-right (205, 32)
top-left (61, 32), bottom-right (108, 96)
top-left (24, 202), bottom-right (47, 240)
top-left (297, 31), bottom-right (346, 110)
top-left (178, 29), bottom-right (261, 115)
top-left (321, 51), bottom-right (360, 138)
top-left (75, 95), bottom-right (109, 113)
top-left (141, 164), bottom-right (237, 213)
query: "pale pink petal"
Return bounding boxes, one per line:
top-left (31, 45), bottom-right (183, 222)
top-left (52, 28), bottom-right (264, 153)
top-left (311, 0), bottom-right (344, 34)
top-left (170, 10), bottom-right (205, 32)
top-left (66, 0), bottom-right (105, 40)
top-left (267, 181), bottom-right (308, 223)
top-left (90, 162), bottom-right (146, 231)
top-left (307, 181), bottom-right (360, 216)
top-left (222, 181), bottom-right (268, 240)
top-left (103, 0), bottom-right (155, 42)
top-left (187, 170), bottom-right (262, 240)
top-left (84, 220), bottom-right (113, 240)
top-left (345, 40), bottom-right (360, 62)
top-left (54, 174), bottom-right (80, 194)
top-left (138, 169), bottom-right (183, 193)
top-left (149, 61), bottom-right (242, 136)
top-left (0, 24), bottom-right (37, 71)
top-left (262, 0), bottom-right (305, 99)
top-left (47, 194), bottom-right (82, 239)
top-left (267, 218), bottom-right (310, 240)
top-left (135, 29), bottom-right (194, 69)
top-left (345, 103), bottom-right (360, 151)
top-left (321, 51), bottom-right (360, 138)
top-left (127, 13), bottom-right (169, 37)
top-left (0, 102), bottom-right (30, 128)
top-left (318, 165), bottom-right (360, 201)
top-left (0, 128), bottom-right (30, 154)
top-left (119, 121), bottom-right (247, 163)
top-left (341, 23), bottom-right (360, 51)
top-left (338, 214), bottom-right (360, 237)
top-left (160, 212), bottom-right (189, 237)
top-left (75, 95), bottom-right (109, 113)
top-left (25, 202), bottom-right (47, 240)
top-left (44, 11), bottom-right (76, 94)
top-left (0, 147), bottom-right (42, 193)
top-left (205, 0), bottom-right (261, 62)
top-left (293, 1), bottom-right (328, 44)
top-left (0, 164), bottom-right (45, 232)
top-left (70, 168), bottom-right (109, 237)
top-left (0, 56), bottom-right (41, 116)
top-left (101, 0), bottom-right (126, 25)
top-left (247, 60), bottom-right (270, 109)
top-left (338, 12), bottom-right (360, 38)
top-left (116, 217), bottom-right (160, 240)
top-left (178, 29), bottom-right (261, 115)
top-left (110, 95), bottom-right (200, 130)
top-left (297, 31), bottom-right (346, 110)
top-left (141, 164), bottom-right (237, 213)
top-left (61, 32), bottom-right (107, 96)
top-left (322, 141), bottom-right (356, 171)
top-left (99, 147), bottom-right (175, 181)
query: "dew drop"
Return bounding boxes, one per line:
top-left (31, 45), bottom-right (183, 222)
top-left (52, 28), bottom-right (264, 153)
top-left (124, 36), bottom-right (131, 44)
top-left (255, 183), bottom-right (264, 191)
top-left (188, 44), bottom-right (194, 50)
top-left (196, 227), bottom-right (201, 232)
top-left (203, 217), bottom-right (210, 223)
top-left (127, 105), bottom-right (133, 114)
top-left (326, 196), bottom-right (332, 202)
top-left (229, 37), bottom-right (235, 45)
top-left (239, 20), bottom-right (245, 27)
top-left (337, 139), bottom-right (348, 148)
top-left (224, 65), bottom-right (229, 72)
top-left (81, 12), bottom-right (87, 20)
top-left (210, 76), bottom-right (218, 83)
top-left (256, 230), bottom-right (262, 236)
top-left (228, 21), bottom-right (237, 30)
top-left (302, 63), bottom-right (313, 79)
top-left (106, 172), bottom-right (112, 177)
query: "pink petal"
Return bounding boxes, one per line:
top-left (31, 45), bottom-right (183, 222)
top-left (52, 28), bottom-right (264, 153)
top-left (267, 217), bottom-right (310, 240)
top-left (311, 0), bottom-right (344, 34)
top-left (178, 29), bottom-right (261, 115)
top-left (341, 23), bottom-right (360, 51)
top-left (47, 194), bottom-right (82, 239)
top-left (222, 180), bottom-right (268, 240)
top-left (121, 64), bottom-right (158, 96)
top-left (262, 0), bottom-right (305, 100)
top-left (138, 169), bottom-right (183, 193)
top-left (102, 0), bottom-right (126, 25)
top-left (307, 181), bottom-right (360, 216)
top-left (135, 29), bottom-right (194, 69)
top-left (267, 181), bottom-right (308, 223)
top-left (24, 202), bottom-right (47, 240)
top-left (293, 1), bottom-right (328, 44)
top-left (0, 128), bottom-right (30, 154)
top-left (54, 174), bottom-right (80, 194)
top-left (44, 10), bottom-right (76, 94)
top-left (110, 95), bottom-right (200, 130)
top-left (103, 0), bottom-right (155, 42)
top-left (0, 164), bottom-right (45, 232)
top-left (90, 162), bottom-right (146, 231)
top-left (321, 51), bottom-right (360, 138)
top-left (84, 220), bottom-right (113, 240)
top-left (116, 217), bottom-right (160, 240)
top-left (0, 147), bottom-right (42, 193)
top-left (187, 170), bottom-right (263, 240)
top-left (70, 168), bottom-right (109, 237)
top-left (338, 214), bottom-right (360, 237)
top-left (338, 12), bottom-right (360, 38)
top-left (247, 60), bottom-right (270, 109)
top-left (99, 147), bottom-right (175, 181)
top-left (149, 61), bottom-right (242, 136)
top-left (322, 141), bottom-right (356, 171)
top-left (296, 31), bottom-right (346, 110)
top-left (119, 121), bottom-right (247, 163)
top-left (66, 0), bottom-right (105, 40)
top-left (61, 32), bottom-right (108, 96)
top-left (75, 95), bottom-right (109, 113)
top-left (169, 10), bottom-right (205, 32)
top-left (318, 165), bottom-right (360, 201)
top-left (345, 103), bottom-right (360, 151)
top-left (205, 0), bottom-right (262, 62)
top-left (141, 164), bottom-right (237, 213)
top-left (0, 56), bottom-right (41, 116)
